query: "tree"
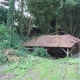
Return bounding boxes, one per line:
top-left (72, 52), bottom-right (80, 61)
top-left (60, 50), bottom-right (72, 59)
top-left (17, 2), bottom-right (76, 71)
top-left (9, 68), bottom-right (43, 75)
top-left (15, 0), bottom-right (29, 36)
top-left (7, 0), bottom-right (15, 47)
top-left (26, 0), bottom-right (65, 34)
top-left (7, 0), bottom-right (15, 30)
top-left (60, 0), bottom-right (80, 37)
top-left (26, 0), bottom-right (80, 37)
top-left (0, 0), bottom-right (8, 25)
top-left (0, 7), bottom-right (8, 24)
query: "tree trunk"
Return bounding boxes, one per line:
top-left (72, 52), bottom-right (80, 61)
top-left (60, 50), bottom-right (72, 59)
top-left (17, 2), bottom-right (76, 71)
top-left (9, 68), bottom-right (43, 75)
top-left (28, 15), bottom-right (32, 36)
top-left (20, 0), bottom-right (24, 36)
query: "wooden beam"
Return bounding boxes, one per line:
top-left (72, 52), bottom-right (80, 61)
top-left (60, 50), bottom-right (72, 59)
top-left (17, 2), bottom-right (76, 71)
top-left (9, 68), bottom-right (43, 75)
top-left (66, 48), bottom-right (69, 57)
top-left (69, 46), bottom-right (75, 56)
top-left (61, 48), bottom-right (70, 57)
top-left (61, 48), bottom-right (67, 54)
top-left (61, 46), bottom-right (77, 57)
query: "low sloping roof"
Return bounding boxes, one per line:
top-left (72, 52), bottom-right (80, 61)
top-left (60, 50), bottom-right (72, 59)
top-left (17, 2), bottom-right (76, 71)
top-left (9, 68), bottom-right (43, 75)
top-left (23, 34), bottom-right (80, 48)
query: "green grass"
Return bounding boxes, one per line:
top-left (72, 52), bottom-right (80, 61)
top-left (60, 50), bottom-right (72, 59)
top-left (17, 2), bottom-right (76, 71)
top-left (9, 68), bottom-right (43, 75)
top-left (1, 55), bottom-right (80, 80)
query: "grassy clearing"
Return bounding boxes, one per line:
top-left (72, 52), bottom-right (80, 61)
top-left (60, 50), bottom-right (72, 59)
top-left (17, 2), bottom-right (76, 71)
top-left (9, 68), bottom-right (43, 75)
top-left (0, 55), bottom-right (80, 80)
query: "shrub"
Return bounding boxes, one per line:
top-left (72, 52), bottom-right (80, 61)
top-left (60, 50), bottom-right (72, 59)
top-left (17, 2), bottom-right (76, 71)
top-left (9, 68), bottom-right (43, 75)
top-left (11, 33), bottom-right (23, 49)
top-left (0, 24), bottom-right (23, 49)
top-left (32, 47), bottom-right (51, 57)
top-left (0, 24), bottom-right (7, 35)
top-left (0, 24), bottom-right (11, 49)
top-left (0, 40), bottom-right (11, 49)
top-left (14, 47), bottom-right (29, 57)
top-left (0, 49), bottom-right (7, 65)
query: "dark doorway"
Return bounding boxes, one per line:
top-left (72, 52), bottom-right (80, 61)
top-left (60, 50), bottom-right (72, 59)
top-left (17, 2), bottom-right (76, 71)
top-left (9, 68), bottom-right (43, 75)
top-left (47, 47), bottom-right (67, 58)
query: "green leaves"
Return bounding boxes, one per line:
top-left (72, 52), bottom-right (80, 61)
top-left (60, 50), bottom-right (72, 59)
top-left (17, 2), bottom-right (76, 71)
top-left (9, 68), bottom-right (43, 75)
top-left (32, 47), bottom-right (51, 57)
top-left (26, 0), bottom-right (80, 37)
top-left (7, 0), bottom-right (15, 28)
top-left (27, 0), bottom-right (56, 33)
top-left (0, 7), bottom-right (7, 24)
top-left (0, 49), bottom-right (7, 64)
top-left (0, 24), bottom-right (7, 35)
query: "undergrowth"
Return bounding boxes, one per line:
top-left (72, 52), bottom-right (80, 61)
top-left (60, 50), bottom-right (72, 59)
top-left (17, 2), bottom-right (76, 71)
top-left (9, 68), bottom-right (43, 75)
top-left (0, 24), bottom-right (29, 64)
top-left (14, 47), bottom-right (29, 57)
top-left (31, 47), bottom-right (51, 58)
top-left (0, 49), bottom-right (7, 65)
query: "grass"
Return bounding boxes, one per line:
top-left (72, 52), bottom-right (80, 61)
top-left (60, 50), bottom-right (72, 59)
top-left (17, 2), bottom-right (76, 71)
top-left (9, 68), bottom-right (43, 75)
top-left (0, 55), bottom-right (80, 80)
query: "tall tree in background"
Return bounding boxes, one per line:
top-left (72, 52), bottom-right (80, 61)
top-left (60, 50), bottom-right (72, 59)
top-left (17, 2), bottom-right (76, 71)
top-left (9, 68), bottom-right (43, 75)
top-left (7, 0), bottom-right (15, 47)
top-left (0, 0), bottom-right (8, 24)
top-left (0, 0), bottom-right (29, 36)
top-left (15, 0), bottom-right (29, 36)
top-left (0, 0), bottom-right (80, 37)
top-left (61, 0), bottom-right (80, 37)
top-left (26, 0), bottom-right (80, 37)
top-left (0, 7), bottom-right (8, 24)
top-left (7, 0), bottom-right (15, 31)
top-left (26, 0), bottom-right (63, 34)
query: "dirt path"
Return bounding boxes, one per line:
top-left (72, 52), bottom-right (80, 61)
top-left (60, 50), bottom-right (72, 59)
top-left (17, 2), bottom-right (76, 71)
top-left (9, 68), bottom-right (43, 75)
top-left (0, 64), bottom-right (16, 80)
top-left (19, 69), bottom-right (39, 80)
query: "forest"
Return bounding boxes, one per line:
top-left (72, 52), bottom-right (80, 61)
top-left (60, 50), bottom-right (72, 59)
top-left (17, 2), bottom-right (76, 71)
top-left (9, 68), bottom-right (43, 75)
top-left (0, 0), bottom-right (80, 80)
top-left (0, 0), bottom-right (80, 37)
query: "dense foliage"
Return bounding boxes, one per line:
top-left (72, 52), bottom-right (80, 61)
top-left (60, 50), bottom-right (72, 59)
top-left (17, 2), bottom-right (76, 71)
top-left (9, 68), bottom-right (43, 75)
top-left (0, 0), bottom-right (80, 37)
top-left (27, 0), bottom-right (80, 37)
top-left (32, 47), bottom-right (51, 57)
top-left (0, 7), bottom-right (7, 24)
top-left (0, 24), bottom-right (10, 49)
top-left (7, 0), bottom-right (15, 28)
